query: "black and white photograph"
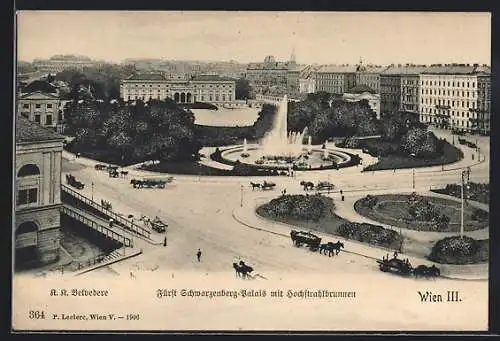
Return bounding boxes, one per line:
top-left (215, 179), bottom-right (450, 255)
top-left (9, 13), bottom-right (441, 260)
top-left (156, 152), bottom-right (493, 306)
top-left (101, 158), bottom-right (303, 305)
top-left (12, 11), bottom-right (491, 331)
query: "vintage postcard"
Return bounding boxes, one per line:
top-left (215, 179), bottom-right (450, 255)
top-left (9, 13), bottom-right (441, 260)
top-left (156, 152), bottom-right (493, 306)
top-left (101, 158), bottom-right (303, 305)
top-left (13, 11), bottom-right (491, 332)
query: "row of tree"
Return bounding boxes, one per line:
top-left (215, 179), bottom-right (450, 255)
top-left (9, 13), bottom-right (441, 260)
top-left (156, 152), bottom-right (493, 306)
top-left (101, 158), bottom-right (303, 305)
top-left (287, 92), bottom-right (380, 143)
top-left (65, 98), bottom-right (201, 163)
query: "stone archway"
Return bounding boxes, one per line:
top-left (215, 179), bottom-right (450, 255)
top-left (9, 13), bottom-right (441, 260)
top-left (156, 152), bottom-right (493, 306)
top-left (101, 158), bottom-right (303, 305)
top-left (15, 221), bottom-right (39, 267)
top-left (187, 93), bottom-right (192, 103)
top-left (174, 93), bottom-right (180, 103)
top-left (180, 93), bottom-right (186, 103)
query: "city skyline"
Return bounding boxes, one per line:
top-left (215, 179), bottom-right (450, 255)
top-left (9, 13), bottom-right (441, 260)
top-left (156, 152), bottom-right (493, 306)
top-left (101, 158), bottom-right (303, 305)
top-left (17, 11), bottom-right (491, 66)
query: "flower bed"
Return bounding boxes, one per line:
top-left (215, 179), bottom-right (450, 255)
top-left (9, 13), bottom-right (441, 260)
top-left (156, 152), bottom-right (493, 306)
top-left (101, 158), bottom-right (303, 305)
top-left (428, 236), bottom-right (488, 264)
top-left (256, 195), bottom-right (401, 249)
top-left (337, 222), bottom-right (402, 250)
top-left (354, 194), bottom-right (488, 232)
top-left (431, 182), bottom-right (489, 205)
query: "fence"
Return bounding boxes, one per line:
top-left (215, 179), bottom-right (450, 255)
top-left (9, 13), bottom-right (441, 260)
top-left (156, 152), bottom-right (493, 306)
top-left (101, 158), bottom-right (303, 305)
top-left (62, 185), bottom-right (151, 239)
top-left (61, 205), bottom-right (132, 247)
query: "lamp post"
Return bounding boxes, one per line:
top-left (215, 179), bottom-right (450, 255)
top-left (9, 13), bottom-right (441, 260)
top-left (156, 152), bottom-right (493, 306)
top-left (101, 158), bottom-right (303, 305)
top-left (91, 182), bottom-right (94, 201)
top-left (460, 169), bottom-right (470, 238)
top-left (412, 168), bottom-right (415, 190)
top-left (240, 184), bottom-right (244, 208)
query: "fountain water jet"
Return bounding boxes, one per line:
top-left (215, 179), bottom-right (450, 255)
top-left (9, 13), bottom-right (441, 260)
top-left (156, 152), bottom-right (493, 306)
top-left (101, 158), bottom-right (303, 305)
top-left (260, 95), bottom-right (308, 158)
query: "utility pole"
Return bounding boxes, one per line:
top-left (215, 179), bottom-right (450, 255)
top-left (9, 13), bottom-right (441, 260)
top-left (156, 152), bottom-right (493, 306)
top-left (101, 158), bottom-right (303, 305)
top-left (412, 169), bottom-right (415, 190)
top-left (240, 184), bottom-right (243, 207)
top-left (460, 169), bottom-right (469, 239)
top-left (91, 182), bottom-right (94, 201)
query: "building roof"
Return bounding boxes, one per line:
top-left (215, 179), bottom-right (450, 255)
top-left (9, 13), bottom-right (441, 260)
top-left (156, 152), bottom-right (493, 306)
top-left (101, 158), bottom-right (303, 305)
top-left (190, 74), bottom-right (235, 82)
top-left (381, 65), bottom-right (429, 75)
top-left (21, 80), bottom-right (58, 94)
top-left (421, 64), bottom-right (490, 75)
top-left (125, 73), bottom-right (167, 81)
top-left (356, 65), bottom-right (387, 73)
top-left (15, 115), bottom-right (65, 144)
top-left (317, 65), bottom-right (358, 73)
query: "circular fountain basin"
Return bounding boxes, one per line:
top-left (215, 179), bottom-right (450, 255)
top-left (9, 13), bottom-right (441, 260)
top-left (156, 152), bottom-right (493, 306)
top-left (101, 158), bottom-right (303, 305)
top-left (219, 144), bottom-right (354, 170)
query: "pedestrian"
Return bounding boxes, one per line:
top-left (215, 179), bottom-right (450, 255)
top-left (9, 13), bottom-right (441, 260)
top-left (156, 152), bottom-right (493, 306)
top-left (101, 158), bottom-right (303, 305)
top-left (196, 248), bottom-right (202, 262)
top-left (109, 218), bottom-right (114, 228)
top-left (393, 169), bottom-right (396, 174)
top-left (340, 189), bottom-right (343, 195)
top-left (393, 251), bottom-right (398, 259)
top-left (163, 236), bottom-right (167, 247)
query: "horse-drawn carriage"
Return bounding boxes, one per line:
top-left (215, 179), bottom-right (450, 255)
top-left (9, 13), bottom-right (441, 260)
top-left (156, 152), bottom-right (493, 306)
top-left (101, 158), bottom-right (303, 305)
top-left (376, 256), bottom-right (440, 278)
top-left (249, 181), bottom-right (276, 190)
top-left (300, 180), bottom-right (335, 192)
top-left (149, 216), bottom-right (168, 233)
top-left (130, 176), bottom-right (174, 189)
top-left (65, 174), bottom-right (85, 190)
top-left (290, 230), bottom-right (322, 251)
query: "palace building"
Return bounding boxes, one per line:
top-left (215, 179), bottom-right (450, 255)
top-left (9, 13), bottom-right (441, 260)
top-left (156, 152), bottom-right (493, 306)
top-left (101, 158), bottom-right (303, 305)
top-left (119, 73), bottom-right (236, 105)
top-left (15, 115), bottom-right (65, 268)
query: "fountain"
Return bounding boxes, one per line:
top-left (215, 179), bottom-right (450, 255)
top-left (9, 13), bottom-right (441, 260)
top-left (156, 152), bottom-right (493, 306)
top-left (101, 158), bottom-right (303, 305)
top-left (241, 138), bottom-right (249, 157)
top-left (259, 95), bottom-right (307, 158)
top-left (216, 95), bottom-right (354, 171)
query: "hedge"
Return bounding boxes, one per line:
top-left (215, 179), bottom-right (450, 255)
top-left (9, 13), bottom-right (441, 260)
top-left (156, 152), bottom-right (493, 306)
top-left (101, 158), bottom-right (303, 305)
top-left (428, 236), bottom-right (488, 264)
top-left (337, 222), bottom-right (402, 250)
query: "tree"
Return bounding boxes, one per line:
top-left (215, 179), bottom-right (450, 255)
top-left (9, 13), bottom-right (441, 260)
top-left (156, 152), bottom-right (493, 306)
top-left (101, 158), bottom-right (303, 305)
top-left (235, 78), bottom-right (252, 100)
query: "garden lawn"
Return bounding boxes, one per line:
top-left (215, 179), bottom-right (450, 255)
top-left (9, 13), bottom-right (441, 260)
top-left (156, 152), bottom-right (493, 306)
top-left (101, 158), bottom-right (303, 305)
top-left (354, 194), bottom-right (488, 232)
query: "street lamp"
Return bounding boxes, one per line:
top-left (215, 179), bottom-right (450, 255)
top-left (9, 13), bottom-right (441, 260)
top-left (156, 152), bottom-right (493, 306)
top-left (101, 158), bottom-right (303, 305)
top-left (91, 182), bottom-right (94, 201)
top-left (240, 184), bottom-right (244, 207)
top-left (460, 168), bottom-right (471, 238)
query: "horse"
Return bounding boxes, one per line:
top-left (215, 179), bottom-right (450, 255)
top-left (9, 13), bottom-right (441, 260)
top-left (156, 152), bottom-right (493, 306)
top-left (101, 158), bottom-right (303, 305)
top-left (319, 243), bottom-right (336, 257)
top-left (300, 181), bottom-right (315, 191)
top-left (233, 261), bottom-right (254, 279)
top-left (120, 170), bottom-right (129, 177)
top-left (427, 265), bottom-right (440, 278)
top-left (330, 241), bottom-right (344, 255)
top-left (413, 264), bottom-right (440, 278)
top-left (250, 182), bottom-right (261, 190)
top-left (413, 265), bottom-right (429, 278)
top-left (130, 179), bottom-right (144, 188)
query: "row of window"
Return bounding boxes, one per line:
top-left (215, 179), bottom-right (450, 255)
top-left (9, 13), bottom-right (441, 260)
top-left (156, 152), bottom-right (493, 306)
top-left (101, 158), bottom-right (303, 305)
top-left (126, 94), bottom-right (233, 101)
top-left (422, 88), bottom-right (476, 97)
top-left (21, 112), bottom-right (58, 125)
top-left (421, 79), bottom-right (476, 88)
top-left (21, 103), bottom-right (55, 109)
top-left (421, 98), bottom-right (476, 108)
top-left (421, 108), bottom-right (477, 118)
top-left (128, 83), bottom-right (233, 89)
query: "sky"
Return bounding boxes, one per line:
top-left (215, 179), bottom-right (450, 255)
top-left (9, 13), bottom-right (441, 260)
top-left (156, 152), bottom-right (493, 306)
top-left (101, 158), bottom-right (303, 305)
top-left (16, 11), bottom-right (491, 65)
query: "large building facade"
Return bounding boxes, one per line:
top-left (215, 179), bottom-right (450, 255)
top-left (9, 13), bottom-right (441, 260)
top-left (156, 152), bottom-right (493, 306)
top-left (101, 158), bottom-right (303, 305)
top-left (400, 66), bottom-right (428, 114)
top-left (120, 74), bottom-right (236, 105)
top-left (355, 62), bottom-right (385, 94)
top-left (314, 65), bottom-right (357, 95)
top-left (15, 116), bottom-right (65, 267)
top-left (18, 91), bottom-right (63, 129)
top-left (245, 56), bottom-right (293, 95)
top-left (32, 55), bottom-right (102, 73)
top-left (419, 65), bottom-right (491, 132)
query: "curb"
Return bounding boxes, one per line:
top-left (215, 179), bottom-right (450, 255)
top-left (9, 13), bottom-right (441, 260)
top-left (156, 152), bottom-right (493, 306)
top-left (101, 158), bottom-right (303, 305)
top-left (231, 208), bottom-right (488, 281)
